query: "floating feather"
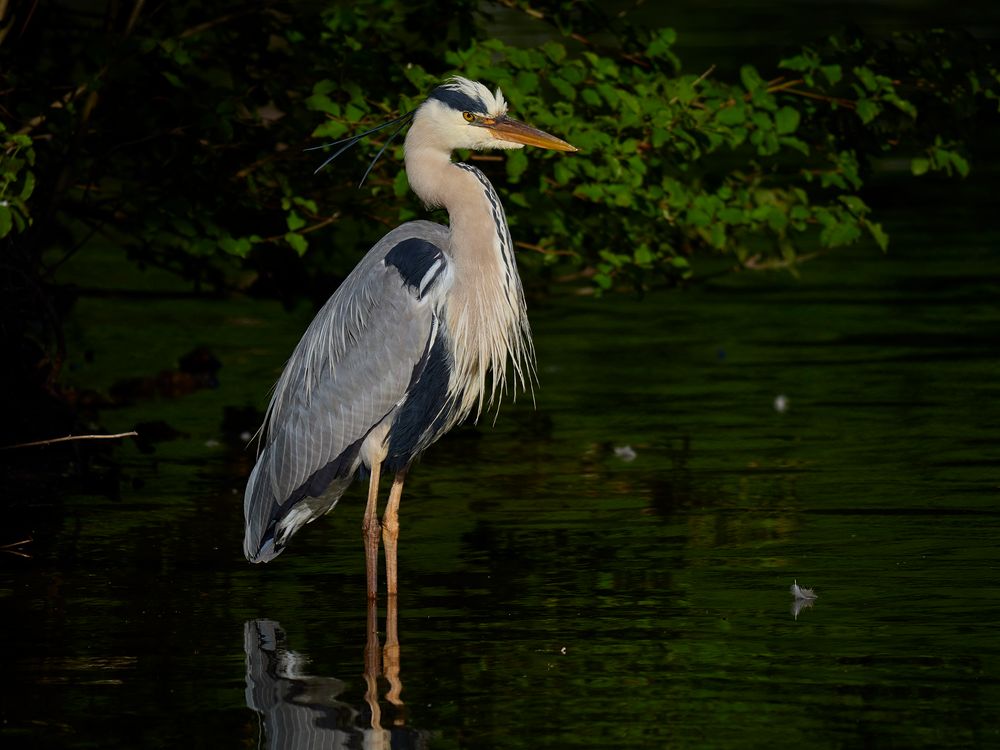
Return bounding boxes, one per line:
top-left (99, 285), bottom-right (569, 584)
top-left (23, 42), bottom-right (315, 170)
top-left (790, 579), bottom-right (817, 600)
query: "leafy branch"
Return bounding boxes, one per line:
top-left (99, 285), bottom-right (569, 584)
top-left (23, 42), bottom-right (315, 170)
top-left (1, 0), bottom-right (995, 300)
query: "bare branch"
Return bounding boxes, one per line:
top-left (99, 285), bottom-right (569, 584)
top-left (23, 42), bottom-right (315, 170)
top-left (1, 431), bottom-right (138, 450)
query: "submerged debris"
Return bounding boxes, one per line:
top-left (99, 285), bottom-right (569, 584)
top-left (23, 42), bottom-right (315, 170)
top-left (613, 445), bottom-right (637, 462)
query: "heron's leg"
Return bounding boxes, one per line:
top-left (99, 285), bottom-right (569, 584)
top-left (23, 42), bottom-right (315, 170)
top-left (384, 589), bottom-right (404, 714)
top-left (363, 595), bottom-right (388, 740)
top-left (382, 469), bottom-right (407, 598)
top-left (363, 461), bottom-right (382, 601)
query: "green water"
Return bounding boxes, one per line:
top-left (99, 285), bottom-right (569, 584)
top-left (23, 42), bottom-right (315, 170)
top-left (2, 170), bottom-right (999, 748)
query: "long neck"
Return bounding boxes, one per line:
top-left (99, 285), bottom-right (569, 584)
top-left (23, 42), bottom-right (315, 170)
top-left (404, 135), bottom-right (535, 418)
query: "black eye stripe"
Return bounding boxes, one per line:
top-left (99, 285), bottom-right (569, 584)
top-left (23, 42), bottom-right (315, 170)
top-left (429, 86), bottom-right (487, 115)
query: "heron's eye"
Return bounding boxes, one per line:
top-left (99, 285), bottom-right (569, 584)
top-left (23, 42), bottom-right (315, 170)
top-left (462, 111), bottom-right (475, 122)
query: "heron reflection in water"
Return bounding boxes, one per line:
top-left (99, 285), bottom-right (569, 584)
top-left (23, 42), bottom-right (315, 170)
top-left (244, 600), bottom-right (417, 748)
top-left (243, 77), bottom-right (576, 600)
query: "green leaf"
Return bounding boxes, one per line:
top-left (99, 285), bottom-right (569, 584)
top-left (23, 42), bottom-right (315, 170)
top-left (219, 235), bottom-right (252, 257)
top-left (740, 64), bottom-right (764, 92)
top-left (687, 208), bottom-right (710, 228)
top-left (821, 64), bottom-right (842, 85)
top-left (393, 169), bottom-right (409, 198)
top-left (911, 157), bottom-right (930, 176)
top-left (312, 120), bottom-right (349, 140)
top-left (598, 249), bottom-right (625, 266)
top-left (820, 219), bottom-right (862, 247)
top-left (949, 152), bottom-right (970, 177)
top-left (285, 232), bottom-right (308, 256)
top-left (856, 98), bottom-right (880, 123)
top-left (286, 210), bottom-right (307, 231)
top-left (646, 28), bottom-right (679, 67)
top-left (866, 220), bottom-right (889, 252)
top-left (751, 111), bottom-right (773, 131)
top-left (750, 88), bottom-right (777, 111)
top-left (886, 94), bottom-right (917, 118)
top-left (854, 66), bottom-right (878, 92)
top-left (775, 106), bottom-right (800, 135)
top-left (779, 136), bottom-right (810, 155)
top-left (715, 101), bottom-right (745, 126)
top-left (542, 41), bottom-right (566, 63)
top-left (765, 206), bottom-right (788, 231)
top-left (312, 79), bottom-right (337, 96)
top-left (708, 223), bottom-right (727, 249)
top-left (516, 70), bottom-right (539, 94)
top-left (0, 205), bottom-right (12, 238)
top-left (651, 127), bottom-right (670, 149)
top-left (779, 52), bottom-right (818, 73)
top-left (838, 195), bottom-right (868, 215)
top-left (506, 149), bottom-right (528, 182)
top-left (305, 93), bottom-right (339, 114)
top-left (634, 245), bottom-right (654, 265)
top-left (594, 270), bottom-right (613, 290)
top-left (550, 77), bottom-right (576, 101)
top-left (19, 171), bottom-right (35, 201)
top-left (343, 103), bottom-right (365, 122)
top-left (293, 197), bottom-right (318, 214)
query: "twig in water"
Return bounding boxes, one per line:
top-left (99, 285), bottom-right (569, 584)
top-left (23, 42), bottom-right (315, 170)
top-left (0, 431), bottom-right (138, 451)
top-left (1, 536), bottom-right (33, 558)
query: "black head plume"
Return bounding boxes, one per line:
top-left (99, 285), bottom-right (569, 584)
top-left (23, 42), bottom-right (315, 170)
top-left (307, 110), bottom-right (415, 187)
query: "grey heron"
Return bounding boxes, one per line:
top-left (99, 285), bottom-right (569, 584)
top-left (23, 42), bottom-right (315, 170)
top-left (243, 77), bottom-right (576, 599)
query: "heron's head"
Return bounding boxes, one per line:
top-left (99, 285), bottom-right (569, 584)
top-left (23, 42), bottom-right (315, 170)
top-left (412, 77), bottom-right (577, 154)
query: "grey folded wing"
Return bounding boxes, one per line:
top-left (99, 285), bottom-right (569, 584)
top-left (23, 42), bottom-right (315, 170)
top-left (243, 221), bottom-right (451, 562)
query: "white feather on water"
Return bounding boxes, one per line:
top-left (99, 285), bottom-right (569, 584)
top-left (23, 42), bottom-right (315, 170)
top-left (790, 580), bottom-right (818, 619)
top-left (790, 579), bottom-right (818, 600)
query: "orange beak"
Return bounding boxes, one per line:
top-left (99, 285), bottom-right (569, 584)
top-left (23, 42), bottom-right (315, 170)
top-left (482, 115), bottom-right (578, 152)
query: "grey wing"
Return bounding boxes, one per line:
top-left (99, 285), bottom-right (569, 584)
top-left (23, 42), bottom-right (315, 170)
top-left (243, 221), bottom-right (451, 563)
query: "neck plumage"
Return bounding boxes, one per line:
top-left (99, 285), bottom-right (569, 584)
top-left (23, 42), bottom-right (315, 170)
top-left (404, 137), bottom-right (535, 419)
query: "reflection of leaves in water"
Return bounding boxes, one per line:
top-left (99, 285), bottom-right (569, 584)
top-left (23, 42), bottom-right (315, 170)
top-left (790, 579), bottom-right (817, 620)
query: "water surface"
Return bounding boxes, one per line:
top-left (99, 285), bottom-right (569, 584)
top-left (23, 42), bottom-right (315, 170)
top-left (2, 167), bottom-right (999, 748)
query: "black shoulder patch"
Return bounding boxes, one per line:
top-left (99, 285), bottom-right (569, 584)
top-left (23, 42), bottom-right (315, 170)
top-left (429, 85), bottom-right (486, 115)
top-left (384, 238), bottom-right (446, 299)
